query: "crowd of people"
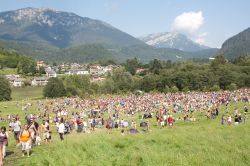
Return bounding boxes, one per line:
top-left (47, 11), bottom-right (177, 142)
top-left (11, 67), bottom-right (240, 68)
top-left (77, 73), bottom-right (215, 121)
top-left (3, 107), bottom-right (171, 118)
top-left (0, 89), bottom-right (249, 164)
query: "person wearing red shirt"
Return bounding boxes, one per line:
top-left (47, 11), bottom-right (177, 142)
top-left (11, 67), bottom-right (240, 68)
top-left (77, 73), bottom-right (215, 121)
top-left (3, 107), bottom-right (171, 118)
top-left (168, 115), bottom-right (174, 128)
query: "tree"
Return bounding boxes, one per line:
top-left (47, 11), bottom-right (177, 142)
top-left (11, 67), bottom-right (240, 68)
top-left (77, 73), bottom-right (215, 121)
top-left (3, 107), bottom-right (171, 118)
top-left (66, 86), bottom-right (79, 96)
top-left (211, 54), bottom-right (226, 68)
top-left (172, 72), bottom-right (188, 91)
top-left (38, 67), bottom-right (46, 74)
top-left (100, 78), bottom-right (117, 94)
top-left (140, 74), bottom-right (156, 92)
top-left (227, 83), bottom-right (237, 91)
top-left (17, 57), bottom-right (36, 75)
top-left (125, 58), bottom-right (140, 75)
top-left (112, 68), bottom-right (133, 92)
top-left (163, 85), bottom-right (170, 93)
top-left (170, 86), bottom-right (179, 93)
top-left (149, 59), bottom-right (162, 74)
top-left (210, 85), bottom-right (220, 91)
top-left (43, 78), bottom-right (66, 98)
top-left (218, 71), bottom-right (234, 90)
top-left (64, 75), bottom-right (91, 94)
top-left (0, 76), bottom-right (11, 101)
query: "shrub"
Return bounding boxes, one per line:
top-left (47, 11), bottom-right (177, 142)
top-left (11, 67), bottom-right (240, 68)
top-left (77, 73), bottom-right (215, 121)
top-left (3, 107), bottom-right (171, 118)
top-left (170, 86), bottom-right (179, 93)
top-left (210, 85), bottom-right (220, 91)
top-left (227, 83), bottom-right (237, 91)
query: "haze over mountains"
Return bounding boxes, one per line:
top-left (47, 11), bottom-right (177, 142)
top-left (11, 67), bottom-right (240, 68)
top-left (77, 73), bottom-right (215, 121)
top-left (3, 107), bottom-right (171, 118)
top-left (0, 7), bottom-right (248, 63)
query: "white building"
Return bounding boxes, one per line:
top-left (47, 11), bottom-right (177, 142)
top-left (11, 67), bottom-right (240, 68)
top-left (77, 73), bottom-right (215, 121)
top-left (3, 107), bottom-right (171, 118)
top-left (31, 77), bottom-right (49, 86)
top-left (46, 70), bottom-right (57, 78)
top-left (89, 65), bottom-right (105, 75)
top-left (91, 75), bottom-right (105, 82)
top-left (103, 65), bottom-right (113, 73)
top-left (12, 78), bottom-right (24, 87)
top-left (5, 75), bottom-right (25, 87)
top-left (65, 69), bottom-right (89, 75)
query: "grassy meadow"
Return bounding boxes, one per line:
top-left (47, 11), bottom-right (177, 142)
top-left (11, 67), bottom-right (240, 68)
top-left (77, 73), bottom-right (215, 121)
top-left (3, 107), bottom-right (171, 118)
top-left (15, 120), bottom-right (249, 166)
top-left (0, 97), bottom-right (248, 166)
top-left (11, 87), bottom-right (43, 101)
top-left (0, 68), bottom-right (17, 75)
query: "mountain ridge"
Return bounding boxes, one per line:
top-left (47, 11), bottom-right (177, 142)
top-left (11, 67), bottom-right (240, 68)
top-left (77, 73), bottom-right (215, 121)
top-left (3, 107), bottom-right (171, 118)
top-left (139, 32), bottom-right (210, 52)
top-left (218, 27), bottom-right (250, 59)
top-left (0, 7), bottom-right (217, 63)
top-left (0, 7), bottom-right (145, 48)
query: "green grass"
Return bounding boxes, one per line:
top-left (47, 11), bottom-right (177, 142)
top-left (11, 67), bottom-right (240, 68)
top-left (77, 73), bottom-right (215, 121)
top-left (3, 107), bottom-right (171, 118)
top-left (0, 68), bottom-right (17, 75)
top-left (11, 87), bottom-right (44, 101)
top-left (0, 99), bottom-right (249, 166)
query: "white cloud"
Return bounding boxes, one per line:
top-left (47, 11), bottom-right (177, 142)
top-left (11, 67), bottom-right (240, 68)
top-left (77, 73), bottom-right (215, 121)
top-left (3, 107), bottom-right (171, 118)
top-left (171, 11), bottom-right (204, 33)
top-left (171, 11), bottom-right (207, 44)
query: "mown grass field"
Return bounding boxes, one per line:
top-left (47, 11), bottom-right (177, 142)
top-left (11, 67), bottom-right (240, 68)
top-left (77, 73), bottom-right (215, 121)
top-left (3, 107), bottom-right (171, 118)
top-left (11, 86), bottom-right (44, 101)
top-left (0, 68), bottom-right (17, 75)
top-left (0, 98), bottom-right (249, 166)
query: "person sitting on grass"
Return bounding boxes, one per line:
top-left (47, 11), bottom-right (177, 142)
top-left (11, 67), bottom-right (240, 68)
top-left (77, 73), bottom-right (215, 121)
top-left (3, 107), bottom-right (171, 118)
top-left (19, 125), bottom-right (31, 157)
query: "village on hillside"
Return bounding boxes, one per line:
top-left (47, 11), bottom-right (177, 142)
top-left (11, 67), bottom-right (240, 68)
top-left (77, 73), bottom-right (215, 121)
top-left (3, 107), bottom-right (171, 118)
top-left (5, 61), bottom-right (121, 87)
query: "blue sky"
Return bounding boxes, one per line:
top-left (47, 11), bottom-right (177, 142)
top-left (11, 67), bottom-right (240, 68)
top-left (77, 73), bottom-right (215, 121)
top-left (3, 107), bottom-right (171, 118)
top-left (0, 0), bottom-right (249, 48)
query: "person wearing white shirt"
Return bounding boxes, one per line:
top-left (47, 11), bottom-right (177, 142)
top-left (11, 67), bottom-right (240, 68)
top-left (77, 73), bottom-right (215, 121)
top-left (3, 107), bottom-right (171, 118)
top-left (58, 118), bottom-right (65, 141)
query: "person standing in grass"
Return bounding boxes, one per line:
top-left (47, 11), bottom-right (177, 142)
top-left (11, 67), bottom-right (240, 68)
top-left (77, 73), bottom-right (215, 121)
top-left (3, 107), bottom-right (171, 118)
top-left (91, 117), bottom-right (96, 131)
top-left (0, 146), bottom-right (3, 166)
top-left (234, 114), bottom-right (239, 125)
top-left (0, 127), bottom-right (8, 159)
top-left (168, 115), bottom-right (173, 128)
top-left (28, 118), bottom-right (38, 145)
top-left (58, 118), bottom-right (65, 141)
top-left (228, 115), bottom-right (232, 125)
top-left (19, 125), bottom-right (31, 157)
top-left (221, 115), bottom-right (226, 125)
top-left (160, 117), bottom-right (165, 128)
top-left (42, 120), bottom-right (50, 144)
top-left (12, 118), bottom-right (21, 145)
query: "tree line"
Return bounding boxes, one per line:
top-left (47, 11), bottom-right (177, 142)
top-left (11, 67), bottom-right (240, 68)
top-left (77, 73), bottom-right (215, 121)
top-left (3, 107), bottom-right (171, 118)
top-left (43, 55), bottom-right (250, 98)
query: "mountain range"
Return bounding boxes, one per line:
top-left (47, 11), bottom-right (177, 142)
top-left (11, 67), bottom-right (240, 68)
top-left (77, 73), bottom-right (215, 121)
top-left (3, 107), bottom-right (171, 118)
top-left (139, 32), bottom-right (209, 52)
top-left (0, 7), bottom-right (145, 48)
top-left (0, 7), bottom-right (235, 63)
